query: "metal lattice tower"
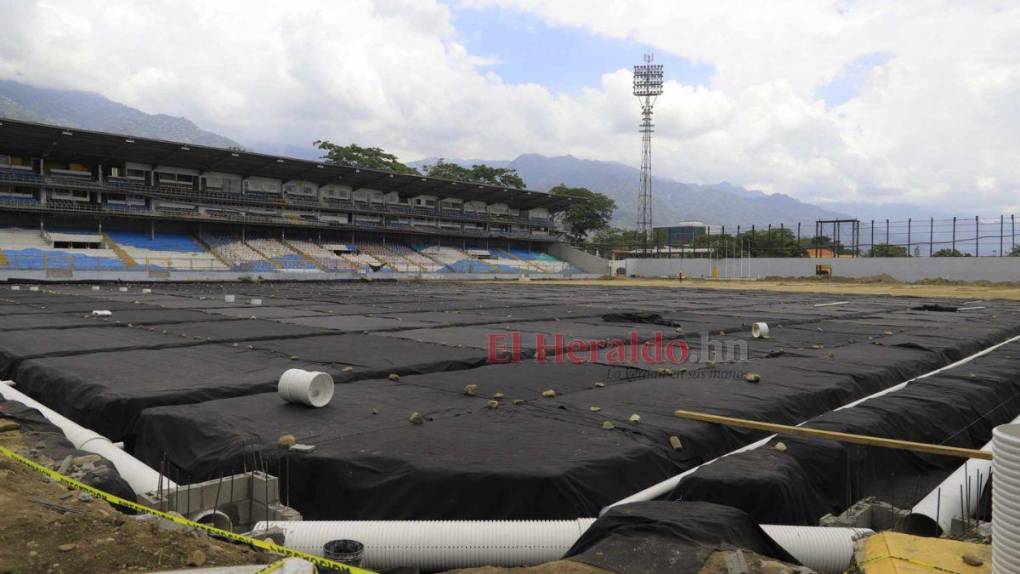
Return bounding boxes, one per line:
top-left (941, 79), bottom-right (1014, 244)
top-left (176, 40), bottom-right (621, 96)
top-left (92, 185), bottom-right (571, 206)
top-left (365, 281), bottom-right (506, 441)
top-left (633, 53), bottom-right (663, 243)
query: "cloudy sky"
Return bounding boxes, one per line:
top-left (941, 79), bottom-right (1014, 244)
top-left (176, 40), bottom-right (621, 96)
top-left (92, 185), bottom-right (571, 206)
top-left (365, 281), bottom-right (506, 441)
top-left (0, 0), bottom-right (1018, 214)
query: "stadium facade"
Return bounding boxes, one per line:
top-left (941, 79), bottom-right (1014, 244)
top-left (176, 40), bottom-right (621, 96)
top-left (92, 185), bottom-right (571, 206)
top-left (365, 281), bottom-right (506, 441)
top-left (0, 118), bottom-right (587, 278)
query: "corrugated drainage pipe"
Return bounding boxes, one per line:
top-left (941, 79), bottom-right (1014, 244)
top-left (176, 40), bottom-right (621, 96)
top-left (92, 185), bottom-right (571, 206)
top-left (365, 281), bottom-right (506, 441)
top-left (993, 424), bottom-right (1020, 573)
top-left (605, 334), bottom-right (1020, 513)
top-left (0, 381), bottom-right (175, 494)
top-left (902, 412), bottom-right (1020, 536)
top-left (252, 519), bottom-right (870, 574)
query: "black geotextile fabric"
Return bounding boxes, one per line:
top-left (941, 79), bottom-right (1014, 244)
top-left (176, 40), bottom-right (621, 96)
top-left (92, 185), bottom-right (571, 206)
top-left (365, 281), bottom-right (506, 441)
top-left (132, 380), bottom-right (679, 521)
top-left (244, 334), bottom-right (490, 379)
top-left (201, 306), bottom-right (331, 320)
top-left (0, 400), bottom-right (135, 502)
top-left (11, 344), bottom-right (315, 441)
top-left (671, 340), bottom-right (1020, 525)
top-left (0, 326), bottom-right (190, 378)
top-left (83, 308), bottom-right (237, 326)
top-left (156, 319), bottom-right (331, 343)
top-left (131, 338), bottom-right (951, 521)
top-left (564, 501), bottom-right (797, 574)
top-left (278, 315), bottom-right (435, 332)
top-left (0, 313), bottom-right (100, 331)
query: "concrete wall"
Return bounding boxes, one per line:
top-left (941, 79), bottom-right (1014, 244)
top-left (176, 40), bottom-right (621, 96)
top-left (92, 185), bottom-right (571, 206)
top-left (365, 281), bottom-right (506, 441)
top-left (626, 256), bottom-right (1020, 283)
top-left (0, 269), bottom-right (600, 283)
top-left (548, 243), bottom-right (611, 275)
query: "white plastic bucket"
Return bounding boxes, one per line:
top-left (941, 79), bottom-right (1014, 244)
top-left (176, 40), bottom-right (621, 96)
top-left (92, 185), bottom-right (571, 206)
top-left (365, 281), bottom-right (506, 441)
top-left (225, 294), bottom-right (236, 303)
top-left (279, 369), bottom-right (334, 408)
top-left (752, 322), bottom-right (770, 339)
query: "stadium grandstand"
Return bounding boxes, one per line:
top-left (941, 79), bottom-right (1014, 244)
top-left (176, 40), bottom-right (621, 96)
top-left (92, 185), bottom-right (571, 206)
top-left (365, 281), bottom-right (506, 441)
top-left (0, 118), bottom-right (591, 279)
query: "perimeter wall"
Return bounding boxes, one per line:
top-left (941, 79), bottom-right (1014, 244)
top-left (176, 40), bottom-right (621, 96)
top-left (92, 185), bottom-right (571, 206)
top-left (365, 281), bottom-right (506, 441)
top-left (626, 256), bottom-right (1020, 282)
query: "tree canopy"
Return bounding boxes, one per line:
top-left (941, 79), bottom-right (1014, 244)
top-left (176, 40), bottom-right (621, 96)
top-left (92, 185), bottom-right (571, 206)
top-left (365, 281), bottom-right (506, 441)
top-left (867, 243), bottom-right (910, 257)
top-left (550, 184), bottom-right (616, 242)
top-left (419, 159), bottom-right (526, 189)
top-left (314, 140), bottom-right (418, 174)
top-left (932, 248), bottom-right (970, 257)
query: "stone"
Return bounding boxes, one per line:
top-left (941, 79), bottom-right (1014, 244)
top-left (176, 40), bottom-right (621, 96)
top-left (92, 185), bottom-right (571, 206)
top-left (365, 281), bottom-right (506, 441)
top-left (593, 382), bottom-right (605, 388)
top-left (77, 492), bottom-right (94, 503)
top-left (408, 412), bottom-right (425, 425)
top-left (883, 330), bottom-right (894, 336)
top-left (57, 455), bottom-right (73, 475)
top-left (486, 400), bottom-right (499, 410)
top-left (0, 419), bottom-right (20, 433)
top-left (542, 389), bottom-right (557, 398)
top-left (773, 442), bottom-right (788, 452)
top-left (962, 553), bottom-right (983, 566)
top-left (342, 366), bottom-right (354, 373)
top-left (669, 436), bottom-right (684, 449)
top-left (463, 384), bottom-right (478, 396)
top-left (388, 373), bottom-right (400, 382)
top-left (589, 406), bottom-right (601, 412)
top-left (72, 454), bottom-right (101, 467)
top-left (760, 560), bottom-right (792, 574)
top-left (277, 434), bottom-right (297, 448)
top-left (187, 549), bottom-right (207, 567)
top-left (743, 372), bottom-right (761, 383)
top-left (371, 408), bottom-right (379, 415)
top-left (493, 392), bottom-right (504, 399)
top-left (58, 543), bottom-right (75, 552)
top-left (512, 399), bottom-right (525, 406)
top-left (629, 414), bottom-right (641, 423)
top-left (602, 421), bottom-right (615, 430)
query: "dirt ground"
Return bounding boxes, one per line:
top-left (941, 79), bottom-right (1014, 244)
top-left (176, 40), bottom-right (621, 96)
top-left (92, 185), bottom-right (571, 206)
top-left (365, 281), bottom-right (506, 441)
top-left (535, 276), bottom-right (1020, 301)
top-left (0, 417), bottom-right (277, 574)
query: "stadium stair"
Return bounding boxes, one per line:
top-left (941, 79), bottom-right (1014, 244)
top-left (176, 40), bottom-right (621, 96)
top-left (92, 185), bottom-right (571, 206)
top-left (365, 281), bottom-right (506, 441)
top-left (281, 239), bottom-right (326, 271)
top-left (243, 241), bottom-right (284, 270)
top-left (191, 233), bottom-right (234, 269)
top-left (102, 233), bottom-right (138, 268)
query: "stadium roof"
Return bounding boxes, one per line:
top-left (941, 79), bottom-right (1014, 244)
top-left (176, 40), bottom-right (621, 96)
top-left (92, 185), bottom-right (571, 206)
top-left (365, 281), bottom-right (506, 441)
top-left (0, 117), bottom-right (572, 211)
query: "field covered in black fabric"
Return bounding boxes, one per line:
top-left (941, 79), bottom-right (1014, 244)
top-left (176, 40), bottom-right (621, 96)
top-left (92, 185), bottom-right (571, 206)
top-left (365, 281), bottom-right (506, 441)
top-left (2, 282), bottom-right (1019, 523)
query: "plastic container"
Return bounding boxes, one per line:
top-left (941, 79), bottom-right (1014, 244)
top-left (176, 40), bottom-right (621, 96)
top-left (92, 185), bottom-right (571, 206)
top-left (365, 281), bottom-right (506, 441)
top-left (752, 322), bottom-right (770, 339)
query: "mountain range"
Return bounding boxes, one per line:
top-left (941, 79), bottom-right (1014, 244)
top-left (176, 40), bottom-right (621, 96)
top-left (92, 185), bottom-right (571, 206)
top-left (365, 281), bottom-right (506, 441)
top-left (0, 80), bottom-right (241, 148)
top-left (0, 78), bottom-right (944, 228)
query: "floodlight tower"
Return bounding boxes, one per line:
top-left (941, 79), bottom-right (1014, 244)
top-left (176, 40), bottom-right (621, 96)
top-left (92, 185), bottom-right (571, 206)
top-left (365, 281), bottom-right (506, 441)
top-left (633, 53), bottom-right (663, 245)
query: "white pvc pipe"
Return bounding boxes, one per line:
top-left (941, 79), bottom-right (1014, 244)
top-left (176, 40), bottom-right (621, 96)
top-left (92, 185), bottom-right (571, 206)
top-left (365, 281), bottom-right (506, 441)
top-left (903, 412), bottom-right (1020, 536)
top-left (605, 334), bottom-right (1020, 512)
top-left (993, 424), bottom-right (1020, 573)
top-left (253, 519), bottom-right (869, 574)
top-left (278, 369), bottom-right (334, 408)
top-left (0, 381), bottom-right (175, 494)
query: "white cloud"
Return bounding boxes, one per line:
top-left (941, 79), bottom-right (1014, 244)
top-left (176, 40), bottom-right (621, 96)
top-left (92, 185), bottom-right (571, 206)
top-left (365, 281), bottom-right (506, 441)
top-left (0, 0), bottom-right (1018, 216)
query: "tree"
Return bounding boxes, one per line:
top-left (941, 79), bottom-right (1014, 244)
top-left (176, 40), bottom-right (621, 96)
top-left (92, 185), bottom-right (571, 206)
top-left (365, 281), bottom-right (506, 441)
top-left (549, 184), bottom-right (616, 242)
top-left (1011, 244), bottom-right (1020, 256)
top-left (867, 243), bottom-right (909, 257)
top-left (419, 159), bottom-right (526, 189)
top-left (932, 248), bottom-right (970, 257)
top-left (590, 227), bottom-right (644, 249)
top-left (314, 140), bottom-right (417, 174)
top-left (694, 228), bottom-right (806, 258)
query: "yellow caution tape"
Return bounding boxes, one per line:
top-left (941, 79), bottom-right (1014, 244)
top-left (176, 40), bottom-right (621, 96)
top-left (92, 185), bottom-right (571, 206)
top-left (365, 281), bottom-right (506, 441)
top-left (256, 559), bottom-right (289, 573)
top-left (0, 445), bottom-right (374, 574)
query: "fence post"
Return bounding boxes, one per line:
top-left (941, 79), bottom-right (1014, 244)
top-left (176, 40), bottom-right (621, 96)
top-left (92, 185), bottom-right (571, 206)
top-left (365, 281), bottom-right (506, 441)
top-left (907, 218), bottom-right (912, 256)
top-left (870, 220), bottom-right (875, 256)
top-left (1001, 214), bottom-right (1005, 256)
top-left (885, 219), bottom-right (890, 248)
top-left (975, 215), bottom-right (980, 257)
top-left (952, 217), bottom-right (957, 253)
top-left (929, 217), bottom-right (934, 256)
